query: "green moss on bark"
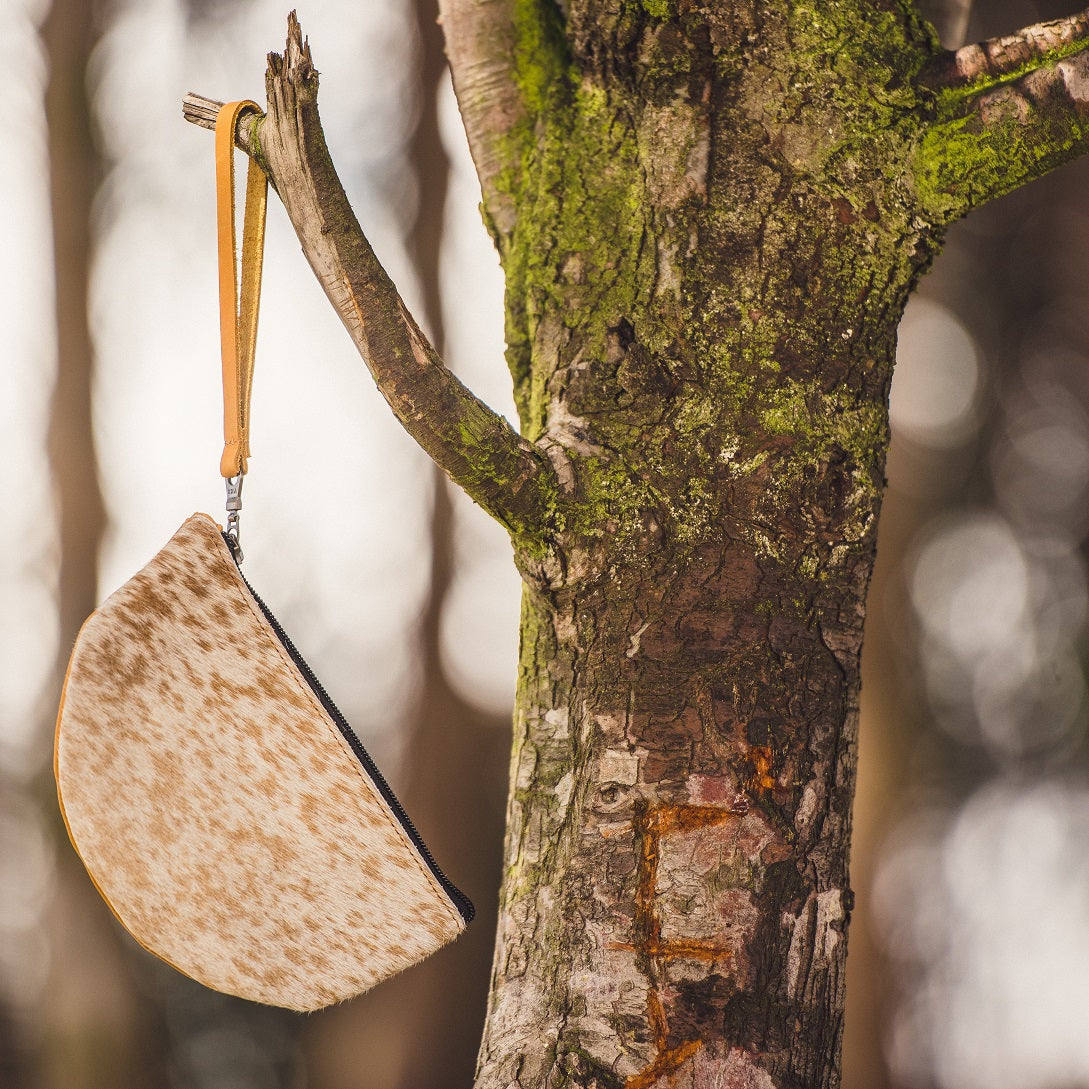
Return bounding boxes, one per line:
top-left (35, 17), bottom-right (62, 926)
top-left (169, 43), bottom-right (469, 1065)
top-left (912, 105), bottom-right (1089, 223)
top-left (511, 0), bottom-right (570, 116)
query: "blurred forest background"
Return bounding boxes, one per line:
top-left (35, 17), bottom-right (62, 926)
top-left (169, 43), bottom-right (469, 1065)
top-left (3, 0), bottom-right (1089, 1086)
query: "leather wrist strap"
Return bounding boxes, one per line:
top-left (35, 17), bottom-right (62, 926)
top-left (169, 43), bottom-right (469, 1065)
top-left (216, 100), bottom-right (268, 479)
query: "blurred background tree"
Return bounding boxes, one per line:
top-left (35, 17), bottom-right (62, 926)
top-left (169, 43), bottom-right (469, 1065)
top-left (3, 0), bottom-right (1089, 1086)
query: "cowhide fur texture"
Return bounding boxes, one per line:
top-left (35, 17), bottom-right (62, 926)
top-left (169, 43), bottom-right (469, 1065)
top-left (55, 513), bottom-right (466, 1011)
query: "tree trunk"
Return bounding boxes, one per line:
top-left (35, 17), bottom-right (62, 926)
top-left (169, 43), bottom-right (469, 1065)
top-left (188, 2), bottom-right (1089, 1083)
top-left (469, 6), bottom-right (938, 1085)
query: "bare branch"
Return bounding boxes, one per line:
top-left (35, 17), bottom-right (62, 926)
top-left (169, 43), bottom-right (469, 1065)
top-left (914, 7), bottom-right (1089, 221)
top-left (922, 9), bottom-right (1089, 91)
top-left (437, 0), bottom-right (569, 239)
top-left (184, 14), bottom-right (559, 543)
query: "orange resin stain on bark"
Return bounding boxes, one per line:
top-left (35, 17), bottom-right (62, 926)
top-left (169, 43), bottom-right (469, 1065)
top-left (745, 745), bottom-right (778, 792)
top-left (655, 804), bottom-right (738, 837)
top-left (608, 937), bottom-right (735, 961)
top-left (624, 991), bottom-right (702, 1089)
top-left (625, 1039), bottom-right (703, 1089)
top-left (612, 803), bottom-right (738, 1088)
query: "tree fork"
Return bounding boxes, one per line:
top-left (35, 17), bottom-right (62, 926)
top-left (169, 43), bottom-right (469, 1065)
top-left (185, 5), bottom-right (1089, 1086)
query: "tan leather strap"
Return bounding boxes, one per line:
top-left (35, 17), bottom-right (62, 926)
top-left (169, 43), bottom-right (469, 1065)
top-left (216, 100), bottom-right (268, 479)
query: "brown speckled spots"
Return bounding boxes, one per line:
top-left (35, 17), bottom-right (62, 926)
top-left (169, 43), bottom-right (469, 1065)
top-left (55, 513), bottom-right (465, 1011)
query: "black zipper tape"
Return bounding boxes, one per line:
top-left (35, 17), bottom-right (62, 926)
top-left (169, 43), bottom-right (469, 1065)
top-left (225, 536), bottom-right (475, 924)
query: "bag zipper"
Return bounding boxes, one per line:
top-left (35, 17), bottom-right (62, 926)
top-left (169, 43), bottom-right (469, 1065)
top-left (224, 536), bottom-right (475, 924)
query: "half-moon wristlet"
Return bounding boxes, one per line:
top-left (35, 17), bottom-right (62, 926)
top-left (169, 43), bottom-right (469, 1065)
top-left (54, 100), bottom-right (472, 1013)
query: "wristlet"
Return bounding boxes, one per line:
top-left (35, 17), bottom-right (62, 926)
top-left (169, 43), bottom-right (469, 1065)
top-left (54, 101), bottom-right (472, 1012)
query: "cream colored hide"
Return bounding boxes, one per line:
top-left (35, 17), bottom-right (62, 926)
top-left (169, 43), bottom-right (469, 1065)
top-left (55, 514), bottom-right (465, 1011)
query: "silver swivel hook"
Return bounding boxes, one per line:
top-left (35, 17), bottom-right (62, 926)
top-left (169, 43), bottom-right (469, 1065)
top-left (225, 474), bottom-right (244, 562)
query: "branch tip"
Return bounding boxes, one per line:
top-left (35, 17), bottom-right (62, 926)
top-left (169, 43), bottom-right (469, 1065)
top-left (267, 10), bottom-right (317, 86)
top-left (181, 91), bottom-right (222, 131)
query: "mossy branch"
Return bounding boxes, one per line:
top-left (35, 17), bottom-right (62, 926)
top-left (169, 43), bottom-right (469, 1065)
top-left (183, 13), bottom-right (559, 544)
top-left (913, 6), bottom-right (1089, 221)
top-left (922, 9), bottom-right (1089, 93)
top-left (438, 0), bottom-right (570, 239)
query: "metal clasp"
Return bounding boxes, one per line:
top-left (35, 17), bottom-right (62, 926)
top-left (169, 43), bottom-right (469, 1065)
top-left (225, 474), bottom-right (244, 562)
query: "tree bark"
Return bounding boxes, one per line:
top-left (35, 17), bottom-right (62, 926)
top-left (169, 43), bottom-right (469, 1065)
top-left (468, 6), bottom-right (924, 1085)
top-left (185, 3), bottom-right (1089, 1085)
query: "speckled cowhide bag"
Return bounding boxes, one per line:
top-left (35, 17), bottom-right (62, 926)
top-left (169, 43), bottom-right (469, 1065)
top-left (53, 102), bottom-right (472, 1012)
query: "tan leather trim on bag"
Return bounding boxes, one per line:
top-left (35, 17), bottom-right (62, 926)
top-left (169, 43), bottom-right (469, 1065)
top-left (216, 101), bottom-right (267, 478)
